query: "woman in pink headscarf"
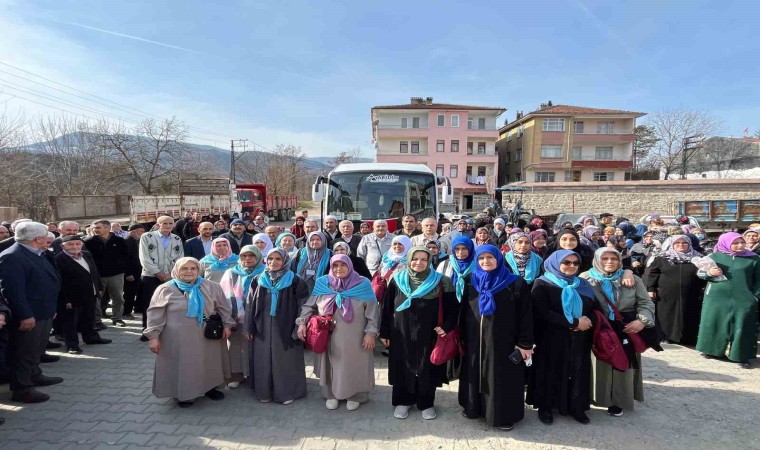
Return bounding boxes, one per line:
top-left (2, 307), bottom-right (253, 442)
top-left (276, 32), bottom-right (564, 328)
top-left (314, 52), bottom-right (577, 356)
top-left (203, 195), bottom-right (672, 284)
top-left (696, 232), bottom-right (760, 369)
top-left (296, 254), bottom-right (380, 411)
top-left (198, 238), bottom-right (239, 283)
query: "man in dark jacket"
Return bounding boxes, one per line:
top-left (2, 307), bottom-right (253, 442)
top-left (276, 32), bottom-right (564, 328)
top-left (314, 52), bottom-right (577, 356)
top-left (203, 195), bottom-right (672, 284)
top-left (84, 219), bottom-right (130, 327)
top-left (0, 222), bottom-right (63, 403)
top-left (219, 219), bottom-right (253, 254)
top-left (55, 236), bottom-right (111, 353)
top-left (122, 224), bottom-right (144, 318)
top-left (183, 222), bottom-right (214, 260)
top-left (172, 211), bottom-right (193, 242)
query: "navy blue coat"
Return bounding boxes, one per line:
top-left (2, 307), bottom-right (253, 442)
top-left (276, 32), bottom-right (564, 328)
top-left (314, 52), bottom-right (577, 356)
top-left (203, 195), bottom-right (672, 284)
top-left (219, 231), bottom-right (253, 255)
top-left (183, 236), bottom-right (211, 260)
top-left (0, 243), bottom-right (62, 321)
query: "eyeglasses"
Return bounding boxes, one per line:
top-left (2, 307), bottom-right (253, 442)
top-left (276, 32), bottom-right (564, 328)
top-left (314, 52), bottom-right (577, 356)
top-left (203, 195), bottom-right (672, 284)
top-left (560, 261), bottom-right (581, 266)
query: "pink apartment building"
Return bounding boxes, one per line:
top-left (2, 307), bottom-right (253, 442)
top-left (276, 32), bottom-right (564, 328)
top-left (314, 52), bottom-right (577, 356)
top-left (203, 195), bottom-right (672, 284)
top-left (372, 97), bottom-right (506, 211)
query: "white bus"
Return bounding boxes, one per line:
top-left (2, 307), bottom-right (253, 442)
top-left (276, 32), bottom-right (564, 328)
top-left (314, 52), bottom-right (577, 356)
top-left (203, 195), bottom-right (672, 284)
top-left (312, 163), bottom-right (453, 232)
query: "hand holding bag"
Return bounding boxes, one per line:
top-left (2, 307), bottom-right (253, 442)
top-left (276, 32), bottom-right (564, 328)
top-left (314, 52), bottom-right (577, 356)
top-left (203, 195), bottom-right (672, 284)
top-left (203, 314), bottom-right (224, 340)
top-left (429, 284), bottom-right (463, 365)
top-left (304, 314), bottom-right (335, 354)
top-left (603, 296), bottom-right (649, 354)
top-left (591, 310), bottom-right (629, 371)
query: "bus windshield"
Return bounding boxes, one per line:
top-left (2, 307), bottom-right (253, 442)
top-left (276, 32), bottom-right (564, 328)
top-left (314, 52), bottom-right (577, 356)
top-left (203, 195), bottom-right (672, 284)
top-left (326, 171), bottom-right (436, 221)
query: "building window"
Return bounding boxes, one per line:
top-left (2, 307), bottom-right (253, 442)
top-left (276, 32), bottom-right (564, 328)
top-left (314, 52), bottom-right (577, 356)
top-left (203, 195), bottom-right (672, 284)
top-left (477, 142), bottom-right (486, 154)
top-left (504, 174), bottom-right (510, 183)
top-left (451, 140), bottom-right (459, 152)
top-left (467, 142), bottom-right (474, 155)
top-left (467, 118), bottom-right (474, 129)
top-left (595, 147), bottom-right (613, 160)
top-left (401, 118), bottom-right (408, 129)
top-left (437, 114), bottom-right (445, 127)
top-left (451, 115), bottom-right (459, 127)
top-left (593, 172), bottom-right (615, 182)
top-left (518, 125), bottom-right (524, 137)
top-left (436, 164), bottom-right (444, 177)
top-left (505, 151), bottom-right (511, 163)
top-left (514, 172), bottom-right (522, 181)
top-left (572, 146), bottom-right (582, 160)
top-left (411, 141), bottom-right (420, 153)
top-left (534, 172), bottom-right (555, 182)
top-left (597, 121), bottom-right (614, 134)
top-left (574, 121), bottom-right (584, 133)
top-left (436, 140), bottom-right (445, 152)
top-left (542, 118), bottom-right (565, 132)
top-left (400, 141), bottom-right (408, 153)
top-left (450, 165), bottom-right (458, 178)
top-left (477, 166), bottom-right (486, 176)
top-left (540, 145), bottom-right (563, 158)
top-left (478, 118), bottom-right (486, 130)
top-left (516, 148), bottom-right (522, 161)
top-left (412, 117), bottom-right (420, 129)
top-left (565, 170), bottom-right (581, 182)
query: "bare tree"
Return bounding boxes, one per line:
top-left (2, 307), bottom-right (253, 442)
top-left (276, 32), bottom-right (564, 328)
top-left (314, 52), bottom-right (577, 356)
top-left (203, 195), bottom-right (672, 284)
top-left (330, 146), bottom-right (364, 169)
top-left (645, 109), bottom-right (722, 179)
top-left (697, 137), bottom-right (756, 178)
top-left (91, 117), bottom-right (188, 194)
top-left (0, 107), bottom-right (26, 150)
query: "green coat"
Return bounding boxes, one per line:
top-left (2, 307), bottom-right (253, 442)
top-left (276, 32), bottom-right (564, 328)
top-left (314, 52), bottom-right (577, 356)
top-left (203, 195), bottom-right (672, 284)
top-left (696, 252), bottom-right (760, 362)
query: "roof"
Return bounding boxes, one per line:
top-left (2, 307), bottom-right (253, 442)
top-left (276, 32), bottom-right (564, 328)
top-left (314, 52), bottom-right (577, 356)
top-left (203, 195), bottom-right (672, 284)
top-left (331, 163), bottom-right (434, 175)
top-left (372, 103), bottom-right (505, 112)
top-left (501, 104), bottom-right (646, 131)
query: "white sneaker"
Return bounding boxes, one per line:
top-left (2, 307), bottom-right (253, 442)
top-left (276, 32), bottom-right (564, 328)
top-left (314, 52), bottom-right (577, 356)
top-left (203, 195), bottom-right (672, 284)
top-left (422, 407), bottom-right (437, 420)
top-left (227, 381), bottom-right (240, 389)
top-left (282, 399), bottom-right (294, 405)
top-left (325, 399), bottom-right (339, 410)
top-left (346, 400), bottom-right (360, 411)
top-left (394, 405), bottom-right (411, 419)
top-left (259, 398), bottom-right (271, 403)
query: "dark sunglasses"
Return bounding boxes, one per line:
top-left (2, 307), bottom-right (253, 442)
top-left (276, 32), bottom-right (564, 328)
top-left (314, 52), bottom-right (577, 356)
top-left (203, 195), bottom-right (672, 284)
top-left (560, 260), bottom-right (581, 266)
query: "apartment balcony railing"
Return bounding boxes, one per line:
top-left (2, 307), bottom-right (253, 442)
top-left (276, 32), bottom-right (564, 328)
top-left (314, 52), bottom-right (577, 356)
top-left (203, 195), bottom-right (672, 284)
top-left (466, 175), bottom-right (489, 185)
top-left (572, 155), bottom-right (631, 161)
top-left (377, 125), bottom-right (429, 130)
top-left (467, 125), bottom-right (498, 131)
top-left (572, 130), bottom-right (634, 135)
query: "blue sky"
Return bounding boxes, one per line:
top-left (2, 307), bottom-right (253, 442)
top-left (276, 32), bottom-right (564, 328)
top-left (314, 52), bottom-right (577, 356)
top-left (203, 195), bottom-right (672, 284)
top-left (1, 0), bottom-right (758, 157)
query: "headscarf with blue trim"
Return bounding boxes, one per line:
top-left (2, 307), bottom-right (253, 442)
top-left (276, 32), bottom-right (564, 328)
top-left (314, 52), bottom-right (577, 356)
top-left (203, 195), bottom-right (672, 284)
top-left (538, 250), bottom-right (595, 324)
top-left (586, 247), bottom-right (625, 320)
top-left (471, 245), bottom-right (520, 316)
top-left (295, 231), bottom-right (331, 280)
top-left (449, 235), bottom-right (476, 302)
top-left (311, 254), bottom-right (376, 323)
top-left (381, 235), bottom-right (412, 276)
top-left (169, 257), bottom-right (207, 326)
top-left (504, 232), bottom-right (543, 284)
top-left (393, 247), bottom-right (443, 312)
top-left (252, 233), bottom-right (274, 257)
top-left (258, 248), bottom-right (296, 316)
top-left (200, 237), bottom-right (239, 271)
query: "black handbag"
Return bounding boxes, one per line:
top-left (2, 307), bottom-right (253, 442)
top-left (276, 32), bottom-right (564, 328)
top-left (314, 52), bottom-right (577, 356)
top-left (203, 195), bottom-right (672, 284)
top-left (203, 314), bottom-right (224, 340)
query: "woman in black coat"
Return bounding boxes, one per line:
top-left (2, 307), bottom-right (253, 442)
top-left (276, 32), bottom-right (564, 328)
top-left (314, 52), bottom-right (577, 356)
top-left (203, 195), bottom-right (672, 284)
top-left (459, 245), bottom-right (533, 431)
top-left (526, 250), bottom-right (596, 425)
top-left (644, 235), bottom-right (706, 345)
top-left (380, 247), bottom-right (457, 421)
top-left (546, 228), bottom-right (595, 273)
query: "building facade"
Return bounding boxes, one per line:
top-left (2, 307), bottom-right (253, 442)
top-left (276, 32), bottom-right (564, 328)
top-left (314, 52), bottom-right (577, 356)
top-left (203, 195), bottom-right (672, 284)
top-left (496, 103), bottom-right (645, 185)
top-left (372, 97), bottom-right (505, 211)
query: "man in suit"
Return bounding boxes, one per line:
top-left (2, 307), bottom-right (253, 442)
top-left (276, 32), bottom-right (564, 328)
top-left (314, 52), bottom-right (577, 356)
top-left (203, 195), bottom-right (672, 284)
top-left (0, 222), bottom-right (63, 403)
top-left (55, 236), bottom-right (111, 354)
top-left (334, 220), bottom-right (361, 255)
top-left (219, 219), bottom-right (253, 254)
top-left (122, 224), bottom-right (144, 319)
top-left (322, 215), bottom-right (342, 249)
top-left (183, 221), bottom-right (214, 260)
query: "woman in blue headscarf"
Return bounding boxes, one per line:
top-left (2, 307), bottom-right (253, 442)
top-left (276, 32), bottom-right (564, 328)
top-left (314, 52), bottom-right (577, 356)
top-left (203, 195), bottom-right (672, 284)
top-left (504, 232), bottom-right (543, 285)
top-left (292, 231), bottom-right (332, 293)
top-left (198, 237), bottom-right (239, 283)
top-left (458, 245), bottom-right (533, 431)
top-left (526, 250), bottom-right (596, 425)
top-left (580, 247), bottom-right (654, 417)
top-left (245, 248), bottom-right (310, 405)
top-left (145, 257), bottom-right (235, 408)
top-left (379, 247), bottom-right (457, 421)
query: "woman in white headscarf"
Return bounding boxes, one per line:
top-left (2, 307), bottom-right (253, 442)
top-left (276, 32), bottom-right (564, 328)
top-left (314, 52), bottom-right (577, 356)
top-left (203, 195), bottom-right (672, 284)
top-left (381, 235), bottom-right (413, 277)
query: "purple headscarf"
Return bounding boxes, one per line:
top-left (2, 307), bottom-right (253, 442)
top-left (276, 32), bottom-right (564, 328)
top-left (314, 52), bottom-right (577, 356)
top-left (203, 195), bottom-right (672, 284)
top-left (713, 232), bottom-right (756, 257)
top-left (319, 254), bottom-right (373, 322)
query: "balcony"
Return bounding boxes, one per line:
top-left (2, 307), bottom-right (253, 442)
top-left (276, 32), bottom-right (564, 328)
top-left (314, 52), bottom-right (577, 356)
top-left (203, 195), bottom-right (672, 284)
top-left (572, 132), bottom-right (634, 144)
top-left (375, 125), bottom-right (430, 139)
top-left (571, 155), bottom-right (632, 169)
top-left (466, 175), bottom-right (488, 185)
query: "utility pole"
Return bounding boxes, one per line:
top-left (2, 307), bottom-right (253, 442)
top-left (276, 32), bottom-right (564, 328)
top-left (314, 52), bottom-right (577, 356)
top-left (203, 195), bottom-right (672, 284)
top-left (230, 139), bottom-right (248, 184)
top-left (680, 134), bottom-right (704, 179)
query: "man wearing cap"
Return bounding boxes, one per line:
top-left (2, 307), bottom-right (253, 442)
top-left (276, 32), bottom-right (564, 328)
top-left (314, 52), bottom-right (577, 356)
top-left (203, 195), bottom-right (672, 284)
top-left (51, 221), bottom-right (81, 255)
top-left (122, 224), bottom-right (145, 319)
top-left (599, 213), bottom-right (614, 227)
top-left (0, 222), bottom-right (62, 403)
top-left (138, 216), bottom-right (183, 340)
top-left (220, 219), bottom-right (253, 254)
top-left (55, 236), bottom-right (111, 354)
top-left (183, 221), bottom-right (215, 260)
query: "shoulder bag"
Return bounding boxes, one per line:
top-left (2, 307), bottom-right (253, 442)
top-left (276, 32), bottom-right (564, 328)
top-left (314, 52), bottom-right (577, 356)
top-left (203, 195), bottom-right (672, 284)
top-left (602, 295), bottom-right (649, 354)
top-left (304, 314), bottom-right (335, 354)
top-left (430, 284), bottom-right (463, 365)
top-left (371, 256), bottom-right (399, 304)
top-left (203, 314), bottom-right (224, 340)
top-left (591, 310), bottom-right (629, 371)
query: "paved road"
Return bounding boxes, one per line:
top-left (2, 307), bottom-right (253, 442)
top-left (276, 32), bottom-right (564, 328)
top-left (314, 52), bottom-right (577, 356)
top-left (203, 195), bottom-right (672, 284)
top-left (1, 317), bottom-right (758, 450)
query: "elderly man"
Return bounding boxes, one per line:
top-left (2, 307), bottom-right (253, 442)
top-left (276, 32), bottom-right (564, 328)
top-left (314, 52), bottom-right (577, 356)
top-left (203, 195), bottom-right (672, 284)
top-left (55, 236), bottom-right (111, 354)
top-left (123, 224), bottom-right (145, 319)
top-left (183, 222), bottom-right (215, 260)
top-left (84, 220), bottom-right (131, 327)
top-left (411, 218), bottom-right (451, 254)
top-left (220, 219), bottom-right (253, 254)
top-left (296, 219), bottom-right (320, 249)
top-left (110, 222), bottom-right (129, 239)
top-left (51, 221), bottom-right (81, 254)
top-left (264, 225), bottom-right (280, 245)
top-left (334, 220), bottom-right (361, 255)
top-left (599, 213), bottom-right (615, 227)
top-left (322, 215), bottom-right (342, 243)
top-left (395, 215), bottom-right (422, 238)
top-left (357, 219), bottom-right (394, 275)
top-left (181, 212), bottom-right (204, 241)
top-left (0, 222), bottom-right (63, 403)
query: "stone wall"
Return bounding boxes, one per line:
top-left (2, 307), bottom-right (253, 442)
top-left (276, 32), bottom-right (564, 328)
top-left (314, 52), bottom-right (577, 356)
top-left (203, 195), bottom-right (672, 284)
top-left (501, 179), bottom-right (760, 217)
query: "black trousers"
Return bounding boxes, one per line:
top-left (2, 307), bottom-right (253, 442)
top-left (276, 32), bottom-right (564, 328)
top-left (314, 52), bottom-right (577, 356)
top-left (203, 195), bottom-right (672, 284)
top-left (7, 317), bottom-right (53, 392)
top-left (62, 295), bottom-right (101, 347)
top-left (139, 276), bottom-right (164, 330)
top-left (392, 379), bottom-right (436, 410)
top-left (123, 275), bottom-right (142, 315)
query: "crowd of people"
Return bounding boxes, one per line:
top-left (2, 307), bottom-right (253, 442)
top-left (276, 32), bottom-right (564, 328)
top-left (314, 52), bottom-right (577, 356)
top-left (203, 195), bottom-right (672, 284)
top-left (0, 210), bottom-right (758, 431)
